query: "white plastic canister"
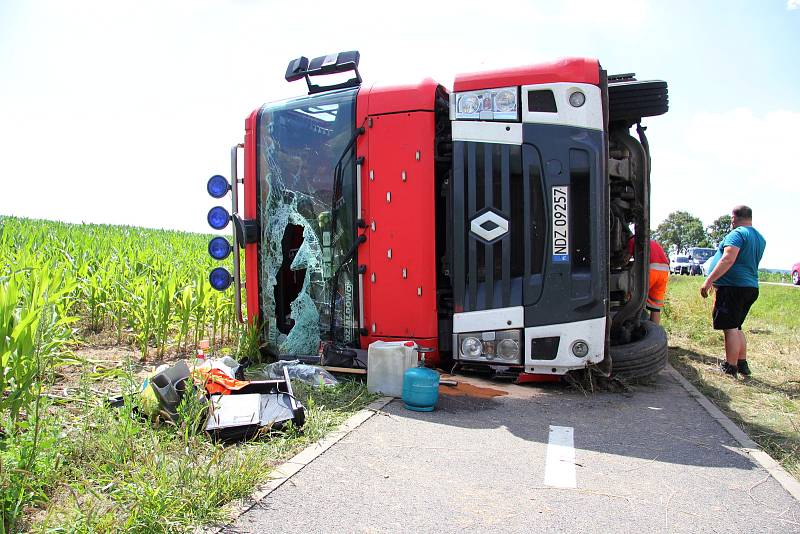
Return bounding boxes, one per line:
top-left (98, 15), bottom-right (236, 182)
top-left (366, 340), bottom-right (418, 397)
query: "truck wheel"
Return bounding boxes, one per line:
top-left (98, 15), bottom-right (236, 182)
top-left (793, 270), bottom-right (799, 285)
top-left (610, 320), bottom-right (668, 379)
top-left (608, 80), bottom-right (669, 122)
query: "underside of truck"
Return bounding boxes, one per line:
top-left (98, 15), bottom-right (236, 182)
top-left (213, 53), bottom-right (670, 381)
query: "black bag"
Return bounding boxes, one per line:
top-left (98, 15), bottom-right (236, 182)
top-left (323, 344), bottom-right (360, 368)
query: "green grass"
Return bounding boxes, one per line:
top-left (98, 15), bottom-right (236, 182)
top-left (0, 216), bottom-right (377, 533)
top-left (21, 377), bottom-right (374, 533)
top-left (663, 276), bottom-right (800, 479)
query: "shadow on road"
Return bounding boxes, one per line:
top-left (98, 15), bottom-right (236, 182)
top-left (380, 366), bottom-right (761, 472)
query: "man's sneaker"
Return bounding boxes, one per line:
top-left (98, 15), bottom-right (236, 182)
top-left (719, 362), bottom-right (738, 377)
top-left (737, 360), bottom-right (752, 376)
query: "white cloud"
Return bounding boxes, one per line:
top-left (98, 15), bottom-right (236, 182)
top-left (649, 108), bottom-right (800, 270)
top-left (788, 0), bottom-right (799, 10)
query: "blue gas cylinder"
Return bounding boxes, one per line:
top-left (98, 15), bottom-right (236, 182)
top-left (402, 351), bottom-right (439, 412)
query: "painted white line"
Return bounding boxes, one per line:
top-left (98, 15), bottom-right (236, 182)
top-left (544, 425), bottom-right (576, 489)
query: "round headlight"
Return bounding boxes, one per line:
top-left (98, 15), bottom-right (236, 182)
top-left (568, 91), bottom-right (586, 107)
top-left (457, 94), bottom-right (480, 115)
top-left (207, 175), bottom-right (230, 199)
top-left (497, 338), bottom-right (519, 360)
top-left (209, 267), bottom-right (232, 291)
top-left (494, 90), bottom-right (517, 113)
top-left (207, 206), bottom-right (231, 230)
top-left (571, 340), bottom-right (589, 358)
top-left (208, 236), bottom-right (232, 260)
top-left (460, 336), bottom-right (482, 358)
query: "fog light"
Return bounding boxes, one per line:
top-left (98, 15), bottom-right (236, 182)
top-left (209, 267), bottom-right (232, 291)
top-left (569, 91), bottom-right (586, 107)
top-left (207, 175), bottom-right (230, 199)
top-left (571, 340), bottom-right (589, 357)
top-left (497, 338), bottom-right (519, 360)
top-left (208, 236), bottom-right (232, 260)
top-left (207, 206), bottom-right (231, 230)
top-left (461, 336), bottom-right (482, 358)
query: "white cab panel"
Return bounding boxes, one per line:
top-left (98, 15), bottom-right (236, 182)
top-left (525, 316), bottom-right (606, 374)
top-left (451, 121), bottom-right (522, 145)
top-left (521, 82), bottom-right (603, 131)
top-left (453, 306), bottom-right (524, 333)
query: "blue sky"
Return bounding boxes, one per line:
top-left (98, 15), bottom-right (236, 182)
top-left (1, 0), bottom-right (797, 269)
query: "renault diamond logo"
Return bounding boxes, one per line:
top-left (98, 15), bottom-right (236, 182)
top-left (470, 210), bottom-right (509, 242)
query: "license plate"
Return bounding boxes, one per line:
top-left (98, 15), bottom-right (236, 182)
top-left (552, 186), bottom-right (569, 263)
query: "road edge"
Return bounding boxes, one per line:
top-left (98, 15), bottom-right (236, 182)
top-left (666, 365), bottom-right (800, 501)
top-left (200, 395), bottom-right (395, 534)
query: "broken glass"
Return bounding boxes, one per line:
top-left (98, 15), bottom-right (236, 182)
top-left (257, 88), bottom-right (358, 356)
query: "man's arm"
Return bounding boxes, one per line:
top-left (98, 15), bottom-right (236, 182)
top-left (700, 246), bottom-right (739, 298)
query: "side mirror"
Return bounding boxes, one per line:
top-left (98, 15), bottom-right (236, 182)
top-left (285, 56), bottom-right (309, 82)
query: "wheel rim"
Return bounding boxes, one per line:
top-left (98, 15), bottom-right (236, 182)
top-left (793, 271), bottom-right (799, 285)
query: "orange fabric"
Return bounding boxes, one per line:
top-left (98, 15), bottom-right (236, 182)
top-left (647, 268), bottom-right (669, 311)
top-left (192, 368), bottom-right (250, 395)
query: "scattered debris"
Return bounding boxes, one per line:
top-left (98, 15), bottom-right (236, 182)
top-left (118, 357), bottom-right (308, 441)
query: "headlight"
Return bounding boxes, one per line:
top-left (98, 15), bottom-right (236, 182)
top-left (568, 91), bottom-right (586, 107)
top-left (493, 89), bottom-right (517, 113)
top-left (458, 330), bottom-right (522, 363)
top-left (457, 94), bottom-right (480, 115)
top-left (461, 337), bottom-right (482, 358)
top-left (497, 338), bottom-right (520, 360)
top-left (453, 86), bottom-right (518, 120)
top-left (571, 340), bottom-right (589, 358)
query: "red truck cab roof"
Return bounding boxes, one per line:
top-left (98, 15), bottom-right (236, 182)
top-left (453, 57), bottom-right (600, 92)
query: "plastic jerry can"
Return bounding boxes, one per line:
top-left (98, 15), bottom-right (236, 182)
top-left (367, 340), bottom-right (418, 397)
top-left (402, 348), bottom-right (439, 412)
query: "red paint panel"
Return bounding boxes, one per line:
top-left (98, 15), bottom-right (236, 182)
top-left (363, 78), bottom-right (440, 114)
top-left (243, 108), bottom-right (261, 324)
top-left (365, 111), bottom-right (438, 342)
top-left (356, 83), bottom-right (442, 367)
top-left (453, 57), bottom-right (600, 92)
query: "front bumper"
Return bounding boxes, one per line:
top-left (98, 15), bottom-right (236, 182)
top-left (453, 310), bottom-right (606, 375)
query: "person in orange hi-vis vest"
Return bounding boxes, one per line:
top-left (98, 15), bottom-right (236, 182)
top-left (626, 237), bottom-right (670, 324)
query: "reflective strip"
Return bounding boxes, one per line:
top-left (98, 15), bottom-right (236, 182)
top-left (650, 263), bottom-right (670, 271)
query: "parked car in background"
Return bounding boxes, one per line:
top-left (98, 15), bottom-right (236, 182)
top-left (670, 254), bottom-right (691, 275)
top-left (793, 262), bottom-right (800, 285)
top-left (687, 247), bottom-right (715, 275)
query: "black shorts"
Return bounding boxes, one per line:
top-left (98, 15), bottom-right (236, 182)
top-left (712, 286), bottom-right (759, 330)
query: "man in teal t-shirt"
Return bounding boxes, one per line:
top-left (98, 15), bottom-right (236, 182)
top-left (700, 205), bottom-right (766, 377)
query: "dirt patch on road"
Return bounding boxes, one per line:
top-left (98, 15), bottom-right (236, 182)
top-left (439, 380), bottom-right (508, 399)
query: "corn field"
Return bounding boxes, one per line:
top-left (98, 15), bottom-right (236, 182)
top-left (0, 215), bottom-right (238, 358)
top-left (0, 215), bottom-right (244, 531)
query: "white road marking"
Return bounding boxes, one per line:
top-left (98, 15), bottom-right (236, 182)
top-left (544, 425), bottom-right (576, 488)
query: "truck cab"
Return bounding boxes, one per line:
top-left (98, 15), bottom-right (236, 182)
top-left (206, 52), bottom-right (669, 380)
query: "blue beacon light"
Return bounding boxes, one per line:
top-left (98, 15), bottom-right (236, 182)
top-left (208, 236), bottom-right (232, 260)
top-left (207, 175), bottom-right (230, 199)
top-left (207, 206), bottom-right (231, 230)
top-left (209, 267), bottom-right (233, 291)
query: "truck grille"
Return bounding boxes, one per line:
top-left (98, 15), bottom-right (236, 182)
top-left (452, 141), bottom-right (546, 312)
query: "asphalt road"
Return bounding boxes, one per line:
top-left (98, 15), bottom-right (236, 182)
top-left (226, 371), bottom-right (800, 533)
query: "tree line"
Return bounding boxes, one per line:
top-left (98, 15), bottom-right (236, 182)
top-left (652, 211), bottom-right (731, 253)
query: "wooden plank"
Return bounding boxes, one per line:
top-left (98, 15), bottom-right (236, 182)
top-left (323, 366), bottom-right (367, 375)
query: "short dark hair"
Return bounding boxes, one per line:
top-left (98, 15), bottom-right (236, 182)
top-left (732, 205), bottom-right (752, 219)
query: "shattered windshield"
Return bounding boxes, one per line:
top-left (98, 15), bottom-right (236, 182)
top-left (257, 88), bottom-right (358, 356)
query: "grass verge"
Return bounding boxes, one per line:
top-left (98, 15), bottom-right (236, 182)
top-left (10, 367), bottom-right (374, 533)
top-left (663, 275), bottom-right (799, 479)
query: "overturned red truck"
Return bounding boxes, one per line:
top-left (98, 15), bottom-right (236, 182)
top-left (206, 51), bottom-right (670, 380)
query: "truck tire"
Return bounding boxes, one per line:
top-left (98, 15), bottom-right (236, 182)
top-left (610, 320), bottom-right (668, 379)
top-left (608, 80), bottom-right (669, 122)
